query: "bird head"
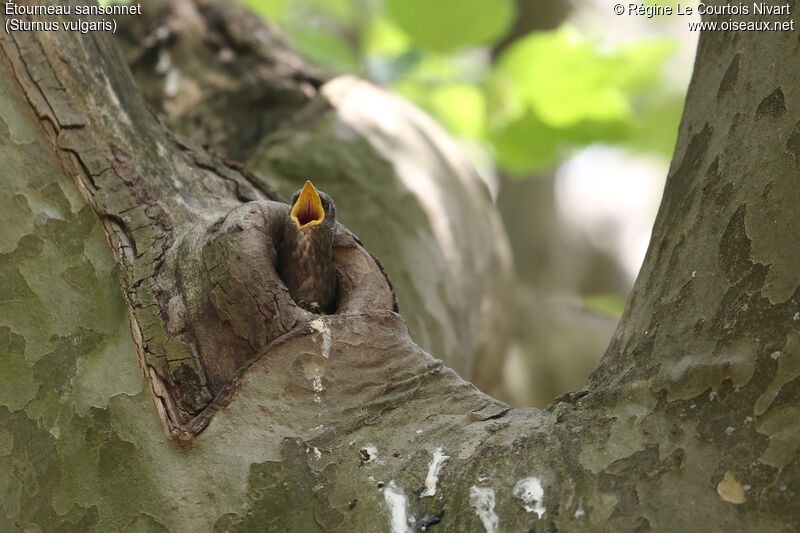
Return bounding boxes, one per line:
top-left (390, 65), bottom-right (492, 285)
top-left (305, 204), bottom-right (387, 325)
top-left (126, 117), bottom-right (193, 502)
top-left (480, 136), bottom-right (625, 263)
top-left (289, 180), bottom-right (336, 231)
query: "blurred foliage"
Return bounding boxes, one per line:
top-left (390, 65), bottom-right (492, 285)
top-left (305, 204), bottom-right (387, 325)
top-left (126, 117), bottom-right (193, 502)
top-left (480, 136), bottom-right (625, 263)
top-left (237, 0), bottom-right (683, 175)
top-left (385, 0), bottom-right (514, 52)
top-left (582, 293), bottom-right (627, 319)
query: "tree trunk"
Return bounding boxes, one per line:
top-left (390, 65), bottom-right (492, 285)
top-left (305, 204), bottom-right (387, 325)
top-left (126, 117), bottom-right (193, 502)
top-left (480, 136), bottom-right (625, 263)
top-left (114, 0), bottom-right (514, 396)
top-left (1, 2), bottom-right (799, 533)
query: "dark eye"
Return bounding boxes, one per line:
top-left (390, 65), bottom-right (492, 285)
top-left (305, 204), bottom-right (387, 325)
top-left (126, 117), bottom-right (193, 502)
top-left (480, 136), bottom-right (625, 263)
top-left (321, 198), bottom-right (329, 209)
top-left (290, 192), bottom-right (299, 205)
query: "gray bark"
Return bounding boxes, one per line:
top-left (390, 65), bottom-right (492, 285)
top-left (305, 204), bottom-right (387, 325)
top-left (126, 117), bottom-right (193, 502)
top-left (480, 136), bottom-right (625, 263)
top-left (115, 0), bottom-right (514, 395)
top-left (1, 2), bottom-right (799, 533)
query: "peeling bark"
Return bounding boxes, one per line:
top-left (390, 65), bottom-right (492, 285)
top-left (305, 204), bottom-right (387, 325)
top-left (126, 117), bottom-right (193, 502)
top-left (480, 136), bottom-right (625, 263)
top-left (2, 2), bottom-right (800, 533)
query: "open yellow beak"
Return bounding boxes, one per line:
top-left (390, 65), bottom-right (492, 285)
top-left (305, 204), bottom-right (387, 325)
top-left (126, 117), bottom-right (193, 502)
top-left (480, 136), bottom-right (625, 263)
top-left (290, 180), bottom-right (325, 228)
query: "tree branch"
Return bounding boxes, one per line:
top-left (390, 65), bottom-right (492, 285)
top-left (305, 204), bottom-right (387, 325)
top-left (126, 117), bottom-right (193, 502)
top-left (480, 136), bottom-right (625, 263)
top-left (2, 2), bottom-right (800, 532)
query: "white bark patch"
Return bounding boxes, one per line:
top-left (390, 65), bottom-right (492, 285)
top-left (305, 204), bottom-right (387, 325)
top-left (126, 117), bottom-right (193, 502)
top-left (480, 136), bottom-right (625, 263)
top-left (469, 486), bottom-right (499, 533)
top-left (383, 481), bottom-right (412, 533)
top-left (421, 446), bottom-right (450, 497)
top-left (513, 477), bottom-right (546, 518)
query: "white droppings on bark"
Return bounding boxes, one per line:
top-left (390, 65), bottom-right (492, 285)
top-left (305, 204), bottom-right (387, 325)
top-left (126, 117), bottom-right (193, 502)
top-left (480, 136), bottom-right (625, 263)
top-left (303, 354), bottom-right (325, 396)
top-left (421, 446), bottom-right (450, 497)
top-left (513, 477), bottom-right (546, 518)
top-left (155, 49), bottom-right (171, 74)
top-left (469, 486), bottom-right (499, 533)
top-left (164, 69), bottom-right (181, 98)
top-left (311, 318), bottom-right (332, 358)
top-left (771, 351), bottom-right (781, 359)
top-left (383, 481), bottom-right (412, 533)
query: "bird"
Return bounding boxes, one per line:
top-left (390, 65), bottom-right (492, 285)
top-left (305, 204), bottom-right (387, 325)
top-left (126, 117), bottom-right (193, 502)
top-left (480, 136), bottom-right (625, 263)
top-left (277, 180), bottom-right (338, 314)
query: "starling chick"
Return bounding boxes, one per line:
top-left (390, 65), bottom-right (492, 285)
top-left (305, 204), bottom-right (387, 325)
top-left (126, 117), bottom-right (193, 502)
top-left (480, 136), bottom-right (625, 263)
top-left (277, 180), bottom-right (338, 314)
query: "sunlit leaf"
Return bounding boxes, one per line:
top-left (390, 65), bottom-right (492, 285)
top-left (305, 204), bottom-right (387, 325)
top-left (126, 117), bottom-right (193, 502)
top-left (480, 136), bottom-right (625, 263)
top-left (232, 1), bottom-right (683, 177)
top-left (487, 26), bottom-right (675, 173)
top-left (428, 84), bottom-right (486, 138)
top-left (362, 15), bottom-right (419, 81)
top-left (398, 83), bottom-right (486, 138)
top-left (363, 15), bottom-right (411, 57)
top-left (385, 0), bottom-right (515, 52)
top-left (494, 27), bottom-right (673, 129)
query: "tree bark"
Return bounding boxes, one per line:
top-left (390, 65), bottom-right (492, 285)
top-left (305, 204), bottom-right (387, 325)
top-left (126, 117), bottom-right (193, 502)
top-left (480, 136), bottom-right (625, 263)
top-left (1, 3), bottom-right (799, 533)
top-left (114, 0), bottom-right (514, 394)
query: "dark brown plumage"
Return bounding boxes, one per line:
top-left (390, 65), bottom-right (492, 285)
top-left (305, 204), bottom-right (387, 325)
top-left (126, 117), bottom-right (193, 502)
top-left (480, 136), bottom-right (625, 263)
top-left (277, 181), bottom-right (338, 313)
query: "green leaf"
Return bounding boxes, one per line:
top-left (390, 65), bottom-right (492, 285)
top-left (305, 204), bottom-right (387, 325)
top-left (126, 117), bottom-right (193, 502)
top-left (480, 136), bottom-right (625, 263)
top-left (363, 15), bottom-right (411, 57)
top-left (237, 0), bottom-right (290, 21)
top-left (487, 26), bottom-right (675, 173)
top-left (488, 107), bottom-right (633, 175)
top-left (385, 0), bottom-right (515, 52)
top-left (489, 108), bottom-right (564, 173)
top-left (288, 26), bottom-right (359, 72)
top-left (494, 27), bottom-right (673, 128)
top-left (398, 83), bottom-right (486, 138)
top-left (307, 0), bottom-right (355, 25)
